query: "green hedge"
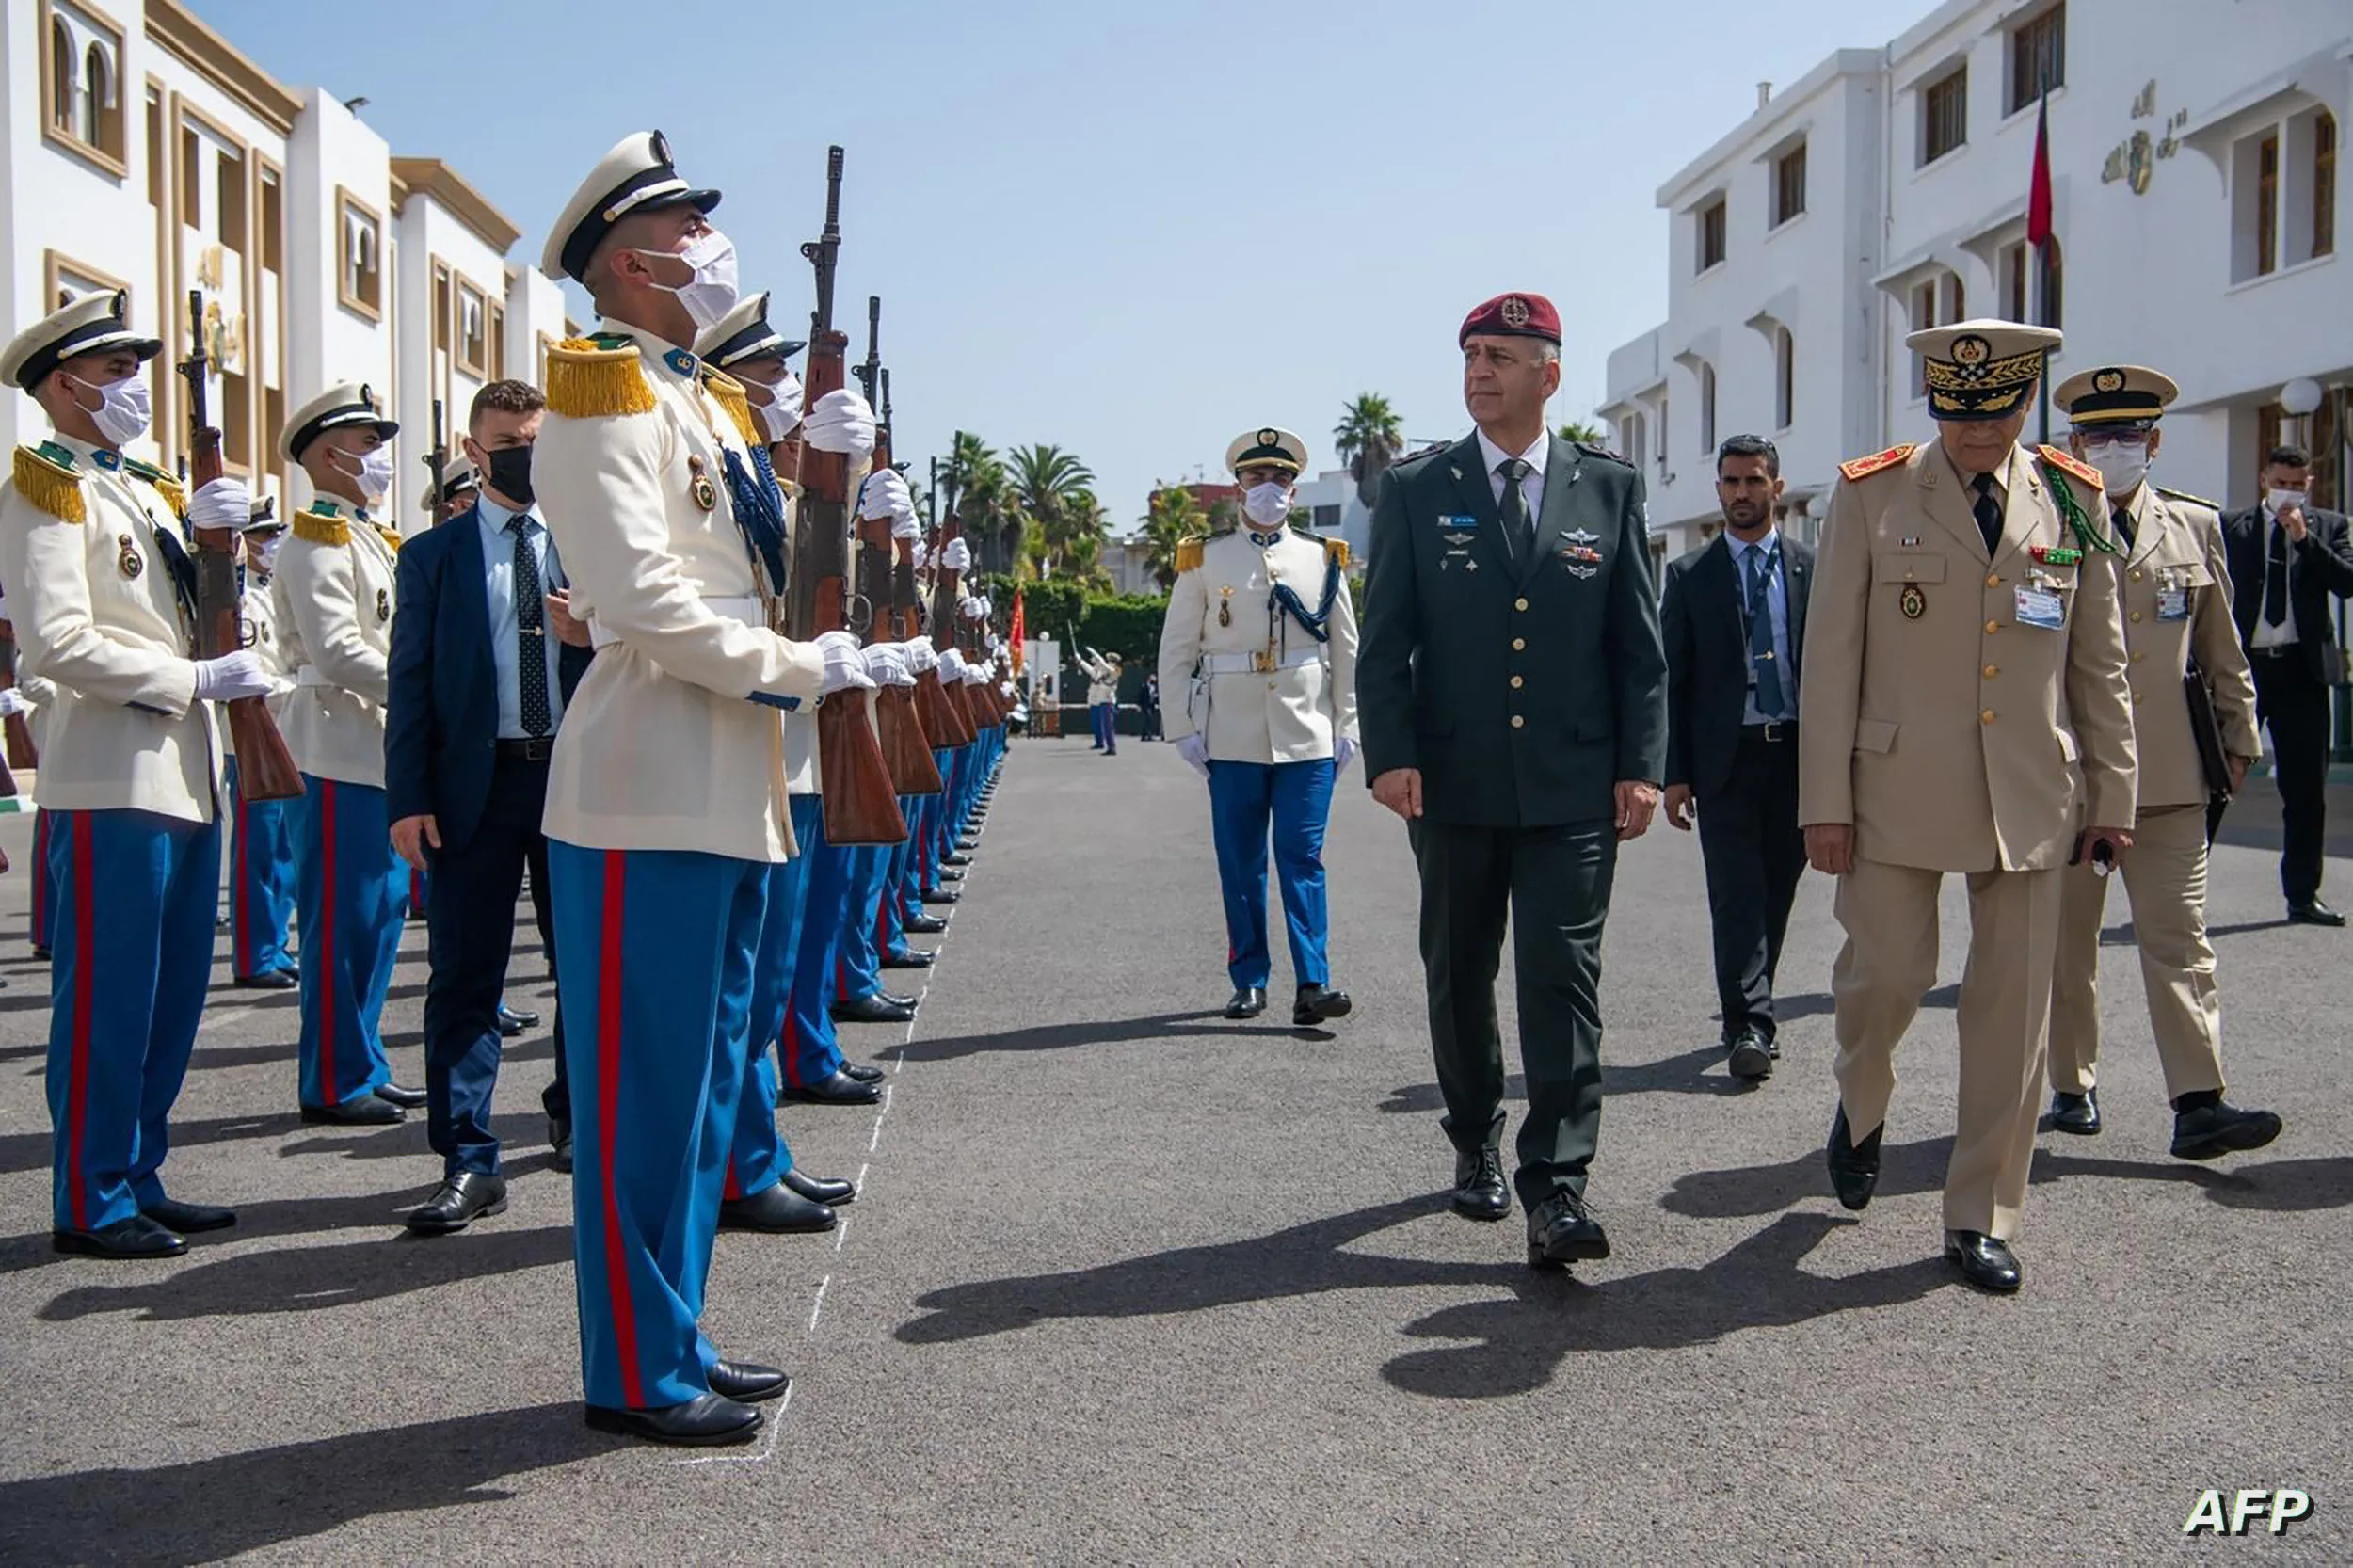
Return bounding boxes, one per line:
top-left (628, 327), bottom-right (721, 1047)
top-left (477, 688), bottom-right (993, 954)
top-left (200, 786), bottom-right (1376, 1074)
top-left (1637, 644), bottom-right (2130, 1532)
top-left (981, 570), bottom-right (1365, 702)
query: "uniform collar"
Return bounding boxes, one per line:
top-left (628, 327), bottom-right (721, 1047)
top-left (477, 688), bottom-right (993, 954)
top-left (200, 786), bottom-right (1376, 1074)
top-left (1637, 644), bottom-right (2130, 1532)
top-left (609, 318), bottom-right (699, 381)
top-left (1475, 426), bottom-right (1548, 479)
top-left (46, 432), bottom-right (120, 471)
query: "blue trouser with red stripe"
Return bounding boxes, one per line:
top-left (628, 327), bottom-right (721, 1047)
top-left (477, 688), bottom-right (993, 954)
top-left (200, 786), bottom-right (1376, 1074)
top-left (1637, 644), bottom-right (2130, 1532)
top-left (1208, 758), bottom-right (1336, 990)
top-left (728, 798), bottom-right (818, 1199)
top-left (30, 806), bottom-right (58, 951)
top-left (296, 775), bottom-right (404, 1111)
top-left (837, 843), bottom-right (894, 1002)
top-left (226, 756), bottom-right (298, 981)
top-left (44, 808), bottom-right (221, 1232)
top-left (552, 839), bottom-right (765, 1411)
top-left (780, 814), bottom-right (852, 1089)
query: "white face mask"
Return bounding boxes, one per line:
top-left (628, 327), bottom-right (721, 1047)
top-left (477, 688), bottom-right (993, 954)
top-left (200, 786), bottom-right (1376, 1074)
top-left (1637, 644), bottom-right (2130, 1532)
top-left (756, 371), bottom-right (806, 441)
top-left (2267, 488), bottom-right (2309, 514)
top-left (248, 534), bottom-right (282, 575)
top-left (2083, 438), bottom-right (2151, 498)
top-left (69, 372), bottom-right (152, 448)
top-left (641, 229), bottom-right (740, 332)
top-left (1241, 481), bottom-right (1292, 529)
top-left (335, 444), bottom-right (394, 503)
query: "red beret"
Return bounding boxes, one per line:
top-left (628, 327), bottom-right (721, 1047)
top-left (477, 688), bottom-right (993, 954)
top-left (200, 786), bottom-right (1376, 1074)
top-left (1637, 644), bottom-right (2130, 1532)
top-left (1459, 292), bottom-right (1561, 347)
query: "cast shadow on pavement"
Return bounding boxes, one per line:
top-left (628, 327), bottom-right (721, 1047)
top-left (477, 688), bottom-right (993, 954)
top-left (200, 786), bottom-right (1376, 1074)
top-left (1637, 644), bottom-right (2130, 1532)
top-left (0, 1111), bottom-right (296, 1178)
top-left (895, 1009), bottom-right (1336, 1064)
top-left (1376, 1044), bottom-right (1758, 1112)
top-left (0, 1400), bottom-right (603, 1567)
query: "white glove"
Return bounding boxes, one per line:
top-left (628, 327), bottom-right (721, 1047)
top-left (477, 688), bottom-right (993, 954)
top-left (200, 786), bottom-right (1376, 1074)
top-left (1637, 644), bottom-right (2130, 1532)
top-left (977, 595), bottom-right (993, 619)
top-left (862, 642), bottom-right (917, 687)
top-left (904, 635), bottom-right (939, 674)
top-left (938, 648), bottom-right (967, 682)
top-left (1176, 733), bottom-right (1211, 779)
top-left (1334, 736), bottom-right (1357, 774)
top-left (911, 540), bottom-right (928, 570)
top-left (814, 629), bottom-right (875, 694)
top-left (987, 633), bottom-right (1002, 654)
top-left (1000, 680), bottom-right (1015, 698)
top-left (0, 688), bottom-right (27, 720)
top-left (962, 661), bottom-right (989, 685)
top-left (942, 537), bottom-right (971, 572)
top-left (188, 476), bottom-right (253, 531)
top-left (859, 468), bottom-right (915, 529)
top-left (193, 648), bottom-right (271, 702)
top-left (802, 389), bottom-right (876, 458)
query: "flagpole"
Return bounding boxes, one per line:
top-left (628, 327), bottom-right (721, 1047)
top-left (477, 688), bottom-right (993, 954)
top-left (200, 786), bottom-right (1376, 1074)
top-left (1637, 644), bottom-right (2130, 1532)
top-left (2033, 73), bottom-right (2053, 447)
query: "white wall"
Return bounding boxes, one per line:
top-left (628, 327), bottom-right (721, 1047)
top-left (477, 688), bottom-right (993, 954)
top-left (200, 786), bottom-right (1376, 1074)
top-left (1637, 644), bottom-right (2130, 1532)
top-left (283, 86), bottom-right (389, 515)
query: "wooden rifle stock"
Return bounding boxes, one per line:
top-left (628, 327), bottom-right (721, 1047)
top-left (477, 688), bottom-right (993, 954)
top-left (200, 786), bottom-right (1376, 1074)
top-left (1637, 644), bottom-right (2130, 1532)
top-left (180, 290), bottom-right (302, 803)
top-left (858, 331), bottom-right (942, 797)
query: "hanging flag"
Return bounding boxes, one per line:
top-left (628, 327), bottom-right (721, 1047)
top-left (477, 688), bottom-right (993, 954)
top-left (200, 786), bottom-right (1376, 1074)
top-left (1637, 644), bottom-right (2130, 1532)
top-left (1008, 585), bottom-right (1026, 674)
top-left (2025, 87), bottom-right (2054, 255)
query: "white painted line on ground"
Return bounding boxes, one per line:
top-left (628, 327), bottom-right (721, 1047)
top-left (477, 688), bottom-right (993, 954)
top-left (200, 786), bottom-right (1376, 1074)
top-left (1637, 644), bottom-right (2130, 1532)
top-left (674, 1382), bottom-right (791, 1468)
top-left (834, 1216), bottom-right (849, 1253)
top-left (808, 1273), bottom-right (831, 1336)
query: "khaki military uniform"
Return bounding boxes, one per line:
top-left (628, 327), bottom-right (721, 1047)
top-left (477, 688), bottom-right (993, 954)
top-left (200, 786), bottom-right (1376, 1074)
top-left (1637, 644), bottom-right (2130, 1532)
top-left (274, 501), bottom-right (398, 787)
top-left (2049, 484), bottom-right (2259, 1099)
top-left (1158, 527), bottom-right (1359, 764)
top-left (1799, 439), bottom-right (2137, 1239)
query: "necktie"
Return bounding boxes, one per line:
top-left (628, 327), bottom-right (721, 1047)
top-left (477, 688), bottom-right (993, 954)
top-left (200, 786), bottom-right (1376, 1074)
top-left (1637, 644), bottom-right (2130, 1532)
top-left (1497, 457), bottom-right (1534, 564)
top-left (1745, 545), bottom-right (1785, 718)
top-left (2111, 504), bottom-right (2136, 552)
top-left (509, 515), bottom-right (553, 736)
top-left (2264, 518), bottom-right (2290, 628)
top-left (1970, 472), bottom-right (2003, 556)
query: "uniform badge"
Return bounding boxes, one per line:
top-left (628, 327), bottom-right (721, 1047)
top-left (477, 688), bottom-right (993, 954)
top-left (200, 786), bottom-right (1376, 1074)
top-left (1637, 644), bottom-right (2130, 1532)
top-left (1564, 563), bottom-right (1597, 579)
top-left (1562, 545), bottom-right (1602, 563)
top-left (376, 587), bottom-right (391, 623)
top-left (1499, 295), bottom-right (1531, 329)
top-left (1899, 583), bottom-right (1927, 620)
top-left (687, 455), bottom-right (718, 512)
top-left (1564, 529), bottom-right (1599, 546)
top-left (1218, 585), bottom-right (1233, 627)
top-left (1442, 531), bottom-right (1476, 547)
top-left (2031, 544), bottom-right (2082, 567)
top-left (117, 533), bottom-right (143, 580)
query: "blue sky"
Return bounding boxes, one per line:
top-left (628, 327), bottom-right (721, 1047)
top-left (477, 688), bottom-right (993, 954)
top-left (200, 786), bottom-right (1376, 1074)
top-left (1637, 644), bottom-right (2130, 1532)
top-left (197, 0), bottom-right (1901, 533)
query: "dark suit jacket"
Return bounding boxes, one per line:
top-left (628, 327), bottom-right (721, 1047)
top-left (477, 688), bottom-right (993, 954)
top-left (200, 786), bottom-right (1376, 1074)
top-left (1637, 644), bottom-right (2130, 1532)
top-left (1662, 532), bottom-right (1814, 797)
top-left (385, 503), bottom-right (592, 852)
top-left (1358, 431), bottom-right (1667, 827)
top-left (2223, 503), bottom-right (2353, 685)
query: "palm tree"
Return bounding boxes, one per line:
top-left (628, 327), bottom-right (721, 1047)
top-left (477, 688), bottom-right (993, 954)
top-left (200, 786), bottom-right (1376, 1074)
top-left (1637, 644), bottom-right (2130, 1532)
top-left (941, 431), bottom-right (1016, 572)
top-left (1141, 484), bottom-right (1204, 589)
top-left (1004, 443), bottom-right (1096, 578)
top-left (1557, 418), bottom-right (1609, 447)
top-left (1334, 393), bottom-right (1405, 509)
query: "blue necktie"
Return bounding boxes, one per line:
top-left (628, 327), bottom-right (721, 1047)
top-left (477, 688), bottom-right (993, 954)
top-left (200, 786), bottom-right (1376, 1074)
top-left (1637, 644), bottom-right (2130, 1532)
top-left (1746, 545), bottom-right (1785, 719)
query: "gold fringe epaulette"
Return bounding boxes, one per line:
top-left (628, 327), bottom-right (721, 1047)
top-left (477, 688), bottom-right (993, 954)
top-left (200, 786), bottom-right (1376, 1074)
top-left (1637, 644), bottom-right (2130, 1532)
top-left (702, 369), bottom-right (762, 449)
top-left (12, 443), bottom-right (85, 523)
top-left (123, 458), bottom-right (186, 518)
top-left (1175, 536), bottom-right (1207, 574)
top-left (2039, 444), bottom-right (2104, 491)
top-left (291, 505), bottom-right (350, 547)
top-left (1322, 536), bottom-right (1351, 569)
top-left (1837, 444), bottom-right (1916, 483)
top-left (374, 524), bottom-right (404, 554)
top-left (546, 336), bottom-right (655, 420)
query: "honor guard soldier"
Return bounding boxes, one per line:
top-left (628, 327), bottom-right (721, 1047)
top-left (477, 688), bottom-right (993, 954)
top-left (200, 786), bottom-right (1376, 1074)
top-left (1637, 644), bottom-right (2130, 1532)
top-left (0, 290), bottom-right (272, 1256)
top-left (1799, 318), bottom-right (2137, 1294)
top-left (423, 457), bottom-right (481, 525)
top-left (276, 381), bottom-right (421, 1126)
top-left (229, 501), bottom-right (298, 988)
top-left (2046, 366), bottom-right (2281, 1159)
top-left (1158, 425), bottom-right (1358, 1026)
top-left (536, 131), bottom-right (874, 1446)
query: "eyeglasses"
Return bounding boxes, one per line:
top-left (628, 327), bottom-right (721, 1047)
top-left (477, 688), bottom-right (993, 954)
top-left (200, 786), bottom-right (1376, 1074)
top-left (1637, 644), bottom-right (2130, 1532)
top-left (2078, 431), bottom-right (2151, 452)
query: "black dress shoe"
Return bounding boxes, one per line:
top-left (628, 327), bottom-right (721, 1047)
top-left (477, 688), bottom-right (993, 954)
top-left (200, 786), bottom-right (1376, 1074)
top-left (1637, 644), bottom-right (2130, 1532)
top-left (141, 1196), bottom-right (235, 1233)
top-left (1225, 986), bottom-right (1268, 1020)
top-left (1293, 984), bottom-right (1353, 1026)
top-left (232, 969), bottom-right (298, 990)
top-left (54, 1213), bottom-right (186, 1258)
top-left (2288, 899), bottom-right (2346, 927)
top-left (2170, 1098), bottom-right (2283, 1160)
top-left (955, 839), bottom-right (980, 853)
top-left (2047, 1089), bottom-right (2101, 1135)
top-left (840, 1061), bottom-right (886, 1083)
top-left (782, 1167), bottom-right (856, 1206)
top-left (549, 1117), bottom-right (573, 1174)
top-left (832, 994), bottom-right (914, 1025)
top-left (1726, 1029), bottom-right (1774, 1081)
top-left (407, 1172), bottom-right (509, 1235)
top-left (32, 944), bottom-right (52, 960)
top-left (903, 914), bottom-right (949, 935)
top-left (940, 853), bottom-right (971, 867)
top-left (1825, 1105), bottom-right (1881, 1211)
top-left (585, 1394), bottom-right (761, 1447)
top-left (1527, 1191), bottom-right (1610, 1269)
top-left (938, 868), bottom-right (965, 883)
top-left (1944, 1230), bottom-right (2022, 1293)
top-left (375, 1081), bottom-right (428, 1109)
top-left (498, 1002), bottom-right (540, 1036)
top-left (877, 989), bottom-right (920, 1009)
top-left (781, 1070), bottom-right (884, 1106)
top-left (719, 1182), bottom-right (836, 1233)
top-left (921, 888), bottom-right (961, 906)
top-left (300, 1096), bottom-right (405, 1126)
top-left (707, 1360), bottom-right (791, 1403)
top-left (1451, 1146), bottom-right (1510, 1222)
top-left (884, 949), bottom-right (936, 968)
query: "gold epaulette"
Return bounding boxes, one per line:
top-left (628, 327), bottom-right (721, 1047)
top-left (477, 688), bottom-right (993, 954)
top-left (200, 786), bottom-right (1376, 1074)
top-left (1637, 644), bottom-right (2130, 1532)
top-left (1175, 536), bottom-right (1207, 574)
top-left (292, 505), bottom-right (350, 547)
top-left (2039, 444), bottom-right (2103, 491)
top-left (374, 524), bottom-right (404, 554)
top-left (546, 336), bottom-right (656, 420)
top-left (1837, 444), bottom-right (1917, 483)
top-left (1322, 536), bottom-right (1351, 570)
top-left (2156, 484), bottom-right (2219, 512)
top-left (702, 369), bottom-right (761, 449)
top-left (11, 443), bottom-right (85, 523)
top-left (123, 457), bottom-right (186, 518)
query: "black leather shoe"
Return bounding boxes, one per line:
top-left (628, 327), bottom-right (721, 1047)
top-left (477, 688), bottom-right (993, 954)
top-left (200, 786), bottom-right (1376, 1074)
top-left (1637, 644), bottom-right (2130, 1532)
top-left (832, 994), bottom-right (915, 1025)
top-left (719, 1182), bottom-right (836, 1233)
top-left (707, 1360), bottom-right (791, 1403)
top-left (921, 888), bottom-right (961, 906)
top-left (1451, 1146), bottom-right (1510, 1222)
top-left (883, 949), bottom-right (936, 968)
top-left (1293, 984), bottom-right (1353, 1026)
top-left (2170, 1099), bottom-right (2282, 1160)
top-left (549, 1117), bottom-right (573, 1174)
top-left (54, 1213), bottom-right (186, 1258)
top-left (499, 1002), bottom-right (540, 1036)
top-left (1727, 1029), bottom-right (1773, 1081)
top-left (584, 1394), bottom-right (761, 1447)
top-left (141, 1196), bottom-right (235, 1233)
top-left (1944, 1230), bottom-right (2022, 1293)
top-left (781, 1070), bottom-right (884, 1106)
top-left (783, 1167), bottom-right (856, 1206)
top-left (941, 853), bottom-right (971, 867)
top-left (938, 868), bottom-right (965, 883)
top-left (840, 1062), bottom-right (886, 1084)
top-left (956, 839), bottom-right (980, 852)
top-left (1825, 1105), bottom-right (1881, 1211)
top-left (902, 914), bottom-right (949, 935)
top-left (1225, 986), bottom-right (1267, 1020)
top-left (407, 1172), bottom-right (508, 1235)
top-left (2047, 1089), bottom-right (2101, 1135)
top-left (232, 969), bottom-right (297, 990)
top-left (300, 1096), bottom-right (404, 1127)
top-left (32, 944), bottom-right (52, 960)
top-left (2288, 899), bottom-right (2347, 927)
top-left (375, 1081), bottom-right (428, 1109)
top-left (1527, 1191), bottom-right (1611, 1269)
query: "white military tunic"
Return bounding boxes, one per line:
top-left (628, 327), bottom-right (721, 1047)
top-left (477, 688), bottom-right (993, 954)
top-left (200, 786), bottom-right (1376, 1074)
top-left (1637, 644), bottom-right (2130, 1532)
top-left (274, 500), bottom-right (398, 788)
top-left (1158, 526), bottom-right (1359, 764)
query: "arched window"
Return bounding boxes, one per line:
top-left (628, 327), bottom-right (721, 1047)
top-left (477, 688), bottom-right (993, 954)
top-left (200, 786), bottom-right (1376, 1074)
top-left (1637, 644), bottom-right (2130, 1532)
top-left (48, 19), bottom-right (74, 133)
top-left (1775, 328), bottom-right (1796, 430)
top-left (82, 41), bottom-right (110, 147)
top-left (1699, 361), bottom-right (1718, 453)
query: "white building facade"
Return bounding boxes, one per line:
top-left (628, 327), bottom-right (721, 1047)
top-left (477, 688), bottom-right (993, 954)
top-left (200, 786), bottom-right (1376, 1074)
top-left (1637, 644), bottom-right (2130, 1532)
top-left (1604, 0), bottom-right (2349, 571)
top-left (1, 0), bottom-right (571, 529)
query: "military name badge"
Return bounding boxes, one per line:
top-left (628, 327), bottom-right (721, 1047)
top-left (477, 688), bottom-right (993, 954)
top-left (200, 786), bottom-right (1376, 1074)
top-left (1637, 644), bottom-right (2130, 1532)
top-left (687, 454), bottom-right (718, 513)
top-left (376, 586), bottom-right (391, 623)
top-left (117, 533), bottom-right (143, 579)
top-left (1898, 583), bottom-right (1926, 620)
top-left (2015, 585), bottom-right (2065, 630)
top-left (2157, 587), bottom-right (2190, 621)
top-left (1436, 513), bottom-right (1478, 531)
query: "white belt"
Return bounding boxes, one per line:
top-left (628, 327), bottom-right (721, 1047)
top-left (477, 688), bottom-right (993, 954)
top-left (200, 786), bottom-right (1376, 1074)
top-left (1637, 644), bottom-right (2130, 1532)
top-left (589, 596), bottom-right (765, 650)
top-left (1200, 648), bottom-right (1321, 675)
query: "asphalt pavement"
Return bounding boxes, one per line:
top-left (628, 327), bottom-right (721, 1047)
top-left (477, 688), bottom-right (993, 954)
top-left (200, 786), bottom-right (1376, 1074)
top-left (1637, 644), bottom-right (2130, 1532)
top-left (0, 740), bottom-right (2345, 1565)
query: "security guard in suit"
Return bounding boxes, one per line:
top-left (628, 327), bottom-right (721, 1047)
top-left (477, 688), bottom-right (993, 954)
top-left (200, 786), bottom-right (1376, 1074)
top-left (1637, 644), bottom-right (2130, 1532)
top-left (228, 502), bottom-right (298, 988)
top-left (1799, 319), bottom-right (2137, 1294)
top-left (2045, 366), bottom-right (2281, 1160)
top-left (0, 289), bottom-right (274, 1257)
top-left (276, 382), bottom-right (420, 1126)
top-left (1159, 425), bottom-right (1359, 1026)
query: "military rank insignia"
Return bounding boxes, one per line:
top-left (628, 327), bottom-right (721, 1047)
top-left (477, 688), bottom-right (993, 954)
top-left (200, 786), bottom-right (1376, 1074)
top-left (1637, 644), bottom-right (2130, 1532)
top-left (1899, 583), bottom-right (1926, 620)
top-left (687, 455), bottom-right (718, 512)
top-left (117, 533), bottom-right (143, 579)
top-left (376, 587), bottom-right (391, 623)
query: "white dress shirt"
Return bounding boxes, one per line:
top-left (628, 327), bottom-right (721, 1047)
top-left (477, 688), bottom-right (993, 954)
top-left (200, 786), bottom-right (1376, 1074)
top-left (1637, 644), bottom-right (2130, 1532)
top-left (474, 493), bottom-right (567, 739)
top-left (1727, 528), bottom-right (1795, 725)
top-left (1476, 428), bottom-right (1549, 524)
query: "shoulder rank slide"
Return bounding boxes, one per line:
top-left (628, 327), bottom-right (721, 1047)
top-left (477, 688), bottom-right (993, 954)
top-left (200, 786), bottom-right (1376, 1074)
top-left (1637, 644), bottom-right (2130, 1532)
top-left (2155, 484), bottom-right (2219, 511)
top-left (546, 335), bottom-right (656, 420)
top-left (1175, 535), bottom-right (1207, 575)
top-left (292, 503), bottom-right (350, 548)
top-left (1572, 440), bottom-right (1632, 467)
top-left (12, 441), bottom-right (86, 523)
top-left (701, 369), bottom-right (762, 450)
top-left (1837, 444), bottom-right (1917, 483)
top-left (2038, 444), bottom-right (2103, 490)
